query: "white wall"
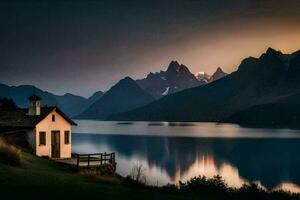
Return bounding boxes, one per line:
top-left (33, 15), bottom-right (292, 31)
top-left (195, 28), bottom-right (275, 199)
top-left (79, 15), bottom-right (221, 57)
top-left (35, 110), bottom-right (72, 158)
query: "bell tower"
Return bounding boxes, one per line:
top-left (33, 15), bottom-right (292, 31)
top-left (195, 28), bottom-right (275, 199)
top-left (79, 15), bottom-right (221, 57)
top-left (28, 95), bottom-right (41, 116)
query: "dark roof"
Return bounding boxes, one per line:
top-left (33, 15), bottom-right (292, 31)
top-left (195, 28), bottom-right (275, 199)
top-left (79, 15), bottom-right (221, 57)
top-left (28, 95), bottom-right (42, 101)
top-left (0, 106), bottom-right (77, 132)
top-left (53, 107), bottom-right (77, 126)
top-left (0, 127), bottom-right (31, 136)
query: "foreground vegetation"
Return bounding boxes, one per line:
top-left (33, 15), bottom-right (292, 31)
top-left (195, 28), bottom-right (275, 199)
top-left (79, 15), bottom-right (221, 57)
top-left (0, 139), bottom-right (21, 166)
top-left (0, 140), bottom-right (299, 200)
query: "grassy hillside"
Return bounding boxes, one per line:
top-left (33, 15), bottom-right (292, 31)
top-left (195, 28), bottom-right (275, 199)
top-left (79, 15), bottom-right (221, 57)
top-left (0, 150), bottom-right (189, 200)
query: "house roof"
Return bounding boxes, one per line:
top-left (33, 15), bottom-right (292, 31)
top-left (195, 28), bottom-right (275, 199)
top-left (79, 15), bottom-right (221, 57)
top-left (52, 107), bottom-right (77, 126)
top-left (0, 106), bottom-right (77, 133)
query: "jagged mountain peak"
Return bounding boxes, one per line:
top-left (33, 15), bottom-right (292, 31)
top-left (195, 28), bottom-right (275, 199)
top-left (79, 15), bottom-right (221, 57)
top-left (215, 67), bottom-right (225, 73)
top-left (266, 47), bottom-right (282, 55)
top-left (209, 67), bottom-right (227, 82)
top-left (167, 61), bottom-right (180, 71)
top-left (136, 61), bottom-right (204, 98)
top-left (166, 61), bottom-right (191, 74)
top-left (260, 47), bottom-right (285, 61)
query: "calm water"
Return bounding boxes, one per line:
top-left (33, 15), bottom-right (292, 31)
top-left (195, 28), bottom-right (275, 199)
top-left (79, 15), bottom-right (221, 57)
top-left (73, 120), bottom-right (300, 193)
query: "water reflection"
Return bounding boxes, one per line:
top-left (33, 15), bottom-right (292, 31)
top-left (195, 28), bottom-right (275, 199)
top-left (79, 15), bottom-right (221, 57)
top-left (176, 155), bottom-right (246, 187)
top-left (72, 133), bottom-right (300, 192)
top-left (275, 183), bottom-right (300, 193)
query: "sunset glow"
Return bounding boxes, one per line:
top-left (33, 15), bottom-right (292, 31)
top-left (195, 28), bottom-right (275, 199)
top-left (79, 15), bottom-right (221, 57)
top-left (0, 1), bottom-right (299, 96)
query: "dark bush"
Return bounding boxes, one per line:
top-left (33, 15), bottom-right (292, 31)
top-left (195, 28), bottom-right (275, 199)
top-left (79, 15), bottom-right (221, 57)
top-left (237, 183), bottom-right (268, 199)
top-left (0, 139), bottom-right (21, 166)
top-left (179, 175), bottom-right (229, 195)
top-left (175, 175), bottom-right (300, 200)
top-left (0, 98), bottom-right (17, 110)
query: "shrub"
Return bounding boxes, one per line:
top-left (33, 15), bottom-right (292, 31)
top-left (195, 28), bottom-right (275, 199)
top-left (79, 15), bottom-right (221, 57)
top-left (129, 163), bottom-right (147, 185)
top-left (125, 163), bottom-right (147, 186)
top-left (179, 175), bottom-right (229, 195)
top-left (271, 190), bottom-right (300, 200)
top-left (0, 138), bottom-right (21, 166)
top-left (0, 98), bottom-right (17, 110)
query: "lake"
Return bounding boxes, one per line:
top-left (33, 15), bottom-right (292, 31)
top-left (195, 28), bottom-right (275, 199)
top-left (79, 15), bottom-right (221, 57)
top-left (73, 120), bottom-right (300, 193)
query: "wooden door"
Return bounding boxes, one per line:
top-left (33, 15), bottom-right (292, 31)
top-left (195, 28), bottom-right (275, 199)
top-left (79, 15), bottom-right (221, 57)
top-left (51, 131), bottom-right (60, 158)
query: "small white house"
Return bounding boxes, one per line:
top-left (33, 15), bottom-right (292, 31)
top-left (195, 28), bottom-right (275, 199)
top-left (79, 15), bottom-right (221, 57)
top-left (0, 95), bottom-right (77, 158)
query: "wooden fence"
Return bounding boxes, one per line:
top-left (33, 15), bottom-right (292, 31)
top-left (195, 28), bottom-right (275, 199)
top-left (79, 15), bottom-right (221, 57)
top-left (73, 152), bottom-right (115, 167)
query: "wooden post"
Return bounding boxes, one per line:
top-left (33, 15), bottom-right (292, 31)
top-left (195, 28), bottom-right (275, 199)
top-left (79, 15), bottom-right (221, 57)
top-left (88, 155), bottom-right (90, 167)
top-left (100, 153), bottom-right (103, 165)
top-left (77, 154), bottom-right (79, 167)
top-left (104, 152), bottom-right (106, 164)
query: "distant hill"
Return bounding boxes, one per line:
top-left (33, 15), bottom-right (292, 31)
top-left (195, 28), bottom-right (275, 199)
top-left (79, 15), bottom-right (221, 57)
top-left (109, 48), bottom-right (300, 125)
top-left (53, 93), bottom-right (89, 117)
top-left (87, 91), bottom-right (104, 105)
top-left (76, 77), bottom-right (155, 119)
top-left (136, 61), bottom-right (206, 98)
top-left (227, 92), bottom-right (300, 125)
top-left (54, 91), bottom-right (104, 117)
top-left (0, 83), bottom-right (103, 117)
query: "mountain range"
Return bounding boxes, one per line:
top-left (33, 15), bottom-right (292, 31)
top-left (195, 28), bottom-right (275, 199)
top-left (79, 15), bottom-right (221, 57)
top-left (76, 77), bottom-right (155, 119)
top-left (76, 62), bottom-right (226, 119)
top-left (109, 48), bottom-right (300, 125)
top-left (136, 61), bottom-right (207, 98)
top-left (0, 83), bottom-right (103, 117)
top-left (0, 61), bottom-right (221, 120)
top-left (1, 47), bottom-right (299, 125)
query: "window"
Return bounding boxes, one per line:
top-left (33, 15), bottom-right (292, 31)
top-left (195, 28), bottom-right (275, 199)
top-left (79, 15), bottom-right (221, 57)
top-left (52, 114), bottom-right (55, 122)
top-left (39, 132), bottom-right (46, 146)
top-left (64, 131), bottom-right (70, 144)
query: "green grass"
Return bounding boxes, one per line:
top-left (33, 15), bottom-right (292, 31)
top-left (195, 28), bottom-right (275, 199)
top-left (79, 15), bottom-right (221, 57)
top-left (0, 151), bottom-right (190, 200)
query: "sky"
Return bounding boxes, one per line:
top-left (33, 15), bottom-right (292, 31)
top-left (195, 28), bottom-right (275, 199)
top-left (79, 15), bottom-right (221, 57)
top-left (0, 0), bottom-right (300, 97)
